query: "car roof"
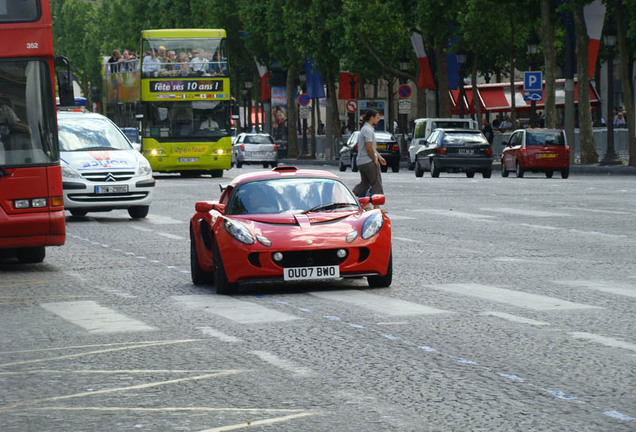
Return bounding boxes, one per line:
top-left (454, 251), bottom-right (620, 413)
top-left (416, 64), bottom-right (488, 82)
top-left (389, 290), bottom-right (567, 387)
top-left (434, 128), bottom-right (483, 133)
top-left (229, 166), bottom-right (341, 188)
top-left (513, 128), bottom-right (564, 134)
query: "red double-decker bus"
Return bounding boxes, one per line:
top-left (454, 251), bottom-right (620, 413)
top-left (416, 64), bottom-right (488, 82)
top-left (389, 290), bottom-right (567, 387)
top-left (0, 0), bottom-right (65, 263)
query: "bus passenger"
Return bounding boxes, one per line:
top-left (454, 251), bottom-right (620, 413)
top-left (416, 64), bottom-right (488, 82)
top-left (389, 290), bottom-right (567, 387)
top-left (174, 52), bottom-right (189, 76)
top-left (189, 49), bottom-right (209, 76)
top-left (209, 50), bottom-right (228, 76)
top-left (142, 50), bottom-right (161, 76)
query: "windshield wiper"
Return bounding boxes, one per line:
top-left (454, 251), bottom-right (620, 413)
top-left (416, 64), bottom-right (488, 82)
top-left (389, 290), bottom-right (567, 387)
top-left (303, 202), bottom-right (357, 214)
top-left (80, 146), bottom-right (116, 151)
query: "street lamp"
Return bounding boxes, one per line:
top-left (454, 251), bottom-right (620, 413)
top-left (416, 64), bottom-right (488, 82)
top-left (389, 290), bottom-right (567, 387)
top-left (600, 29), bottom-right (621, 165)
top-left (399, 53), bottom-right (409, 136)
top-left (526, 32), bottom-right (540, 127)
top-left (244, 78), bottom-right (253, 131)
top-left (456, 48), bottom-right (467, 118)
top-left (299, 72), bottom-right (308, 155)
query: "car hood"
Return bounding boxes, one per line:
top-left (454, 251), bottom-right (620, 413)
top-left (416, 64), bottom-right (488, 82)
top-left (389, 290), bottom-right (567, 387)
top-left (61, 149), bottom-right (141, 172)
top-left (230, 210), bottom-right (375, 247)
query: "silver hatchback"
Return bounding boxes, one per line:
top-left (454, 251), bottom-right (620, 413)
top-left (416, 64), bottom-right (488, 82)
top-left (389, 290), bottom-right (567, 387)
top-left (232, 133), bottom-right (278, 168)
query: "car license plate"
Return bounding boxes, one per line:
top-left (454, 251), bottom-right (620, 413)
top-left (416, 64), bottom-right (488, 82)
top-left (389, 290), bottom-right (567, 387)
top-left (179, 157), bottom-right (198, 163)
top-left (283, 265), bottom-right (340, 281)
top-left (95, 185), bottom-right (128, 194)
top-left (376, 144), bottom-right (386, 149)
top-left (537, 153), bottom-right (556, 158)
top-left (458, 148), bottom-right (474, 154)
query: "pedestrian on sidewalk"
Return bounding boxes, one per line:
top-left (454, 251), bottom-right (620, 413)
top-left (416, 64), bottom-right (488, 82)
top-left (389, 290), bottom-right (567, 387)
top-left (352, 109), bottom-right (386, 209)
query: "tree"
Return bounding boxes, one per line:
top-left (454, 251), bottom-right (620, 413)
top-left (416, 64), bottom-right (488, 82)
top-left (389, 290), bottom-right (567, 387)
top-left (541, 0), bottom-right (558, 129)
top-left (614, 0), bottom-right (635, 166)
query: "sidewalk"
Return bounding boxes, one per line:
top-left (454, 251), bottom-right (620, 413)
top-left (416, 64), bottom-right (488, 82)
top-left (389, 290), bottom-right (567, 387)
top-left (281, 158), bottom-right (636, 176)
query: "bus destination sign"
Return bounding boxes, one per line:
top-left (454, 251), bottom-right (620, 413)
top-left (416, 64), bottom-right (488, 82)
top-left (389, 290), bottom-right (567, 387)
top-left (149, 79), bottom-right (224, 93)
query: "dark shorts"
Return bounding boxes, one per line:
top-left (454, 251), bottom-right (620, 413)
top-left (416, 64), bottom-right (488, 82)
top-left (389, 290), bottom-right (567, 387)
top-left (353, 161), bottom-right (383, 196)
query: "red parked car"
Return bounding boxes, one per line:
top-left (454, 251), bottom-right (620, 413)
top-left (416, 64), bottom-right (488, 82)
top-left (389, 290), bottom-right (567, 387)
top-left (190, 166), bottom-right (392, 294)
top-left (501, 129), bottom-right (570, 178)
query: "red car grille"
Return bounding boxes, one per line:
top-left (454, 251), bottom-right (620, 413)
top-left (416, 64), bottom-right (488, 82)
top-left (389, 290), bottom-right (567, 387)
top-left (273, 249), bottom-right (347, 268)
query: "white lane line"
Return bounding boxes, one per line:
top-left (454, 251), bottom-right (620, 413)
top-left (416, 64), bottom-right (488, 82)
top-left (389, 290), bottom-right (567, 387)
top-left (479, 311), bottom-right (551, 326)
top-left (129, 225), bottom-right (153, 232)
top-left (561, 206), bottom-right (634, 215)
top-left (555, 280), bottom-right (636, 299)
top-left (387, 214), bottom-right (417, 220)
top-left (198, 327), bottom-right (242, 343)
top-left (569, 332), bottom-right (636, 353)
top-left (427, 284), bottom-right (601, 311)
top-left (199, 412), bottom-right (318, 432)
top-left (156, 232), bottom-right (186, 240)
top-left (492, 257), bottom-right (556, 265)
top-left (146, 214), bottom-right (183, 225)
top-left (310, 290), bottom-right (451, 316)
top-left (520, 224), bottom-right (560, 230)
top-left (481, 207), bottom-right (570, 217)
top-left (173, 295), bottom-right (299, 324)
top-left (40, 301), bottom-right (155, 333)
top-left (411, 209), bottom-right (494, 221)
top-left (249, 351), bottom-right (314, 377)
top-left (393, 236), bottom-right (419, 243)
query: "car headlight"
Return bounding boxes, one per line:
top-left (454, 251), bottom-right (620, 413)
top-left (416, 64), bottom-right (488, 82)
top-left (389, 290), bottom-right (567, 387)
top-left (361, 212), bottom-right (384, 239)
top-left (223, 219), bottom-right (254, 245)
top-left (137, 157), bottom-right (153, 176)
top-left (61, 164), bottom-right (81, 179)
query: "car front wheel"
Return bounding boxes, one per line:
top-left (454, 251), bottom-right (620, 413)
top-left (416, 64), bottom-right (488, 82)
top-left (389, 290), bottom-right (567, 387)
top-left (128, 206), bottom-right (149, 219)
top-left (213, 241), bottom-right (238, 295)
top-left (190, 231), bottom-right (213, 285)
top-left (501, 162), bottom-right (509, 177)
top-left (415, 160), bottom-right (424, 177)
top-left (367, 251), bottom-right (392, 288)
top-left (15, 246), bottom-right (45, 263)
top-left (430, 159), bottom-right (440, 177)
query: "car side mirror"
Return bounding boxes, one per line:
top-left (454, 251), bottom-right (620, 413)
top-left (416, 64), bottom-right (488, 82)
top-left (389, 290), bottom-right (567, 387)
top-left (370, 194), bottom-right (385, 206)
top-left (212, 203), bottom-right (226, 213)
top-left (195, 202), bottom-right (213, 213)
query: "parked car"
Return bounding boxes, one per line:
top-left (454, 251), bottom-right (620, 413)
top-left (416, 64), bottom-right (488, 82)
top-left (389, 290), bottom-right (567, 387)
top-left (232, 133), bottom-right (278, 168)
top-left (339, 130), bottom-right (401, 173)
top-left (414, 128), bottom-right (493, 178)
top-left (189, 166), bottom-right (392, 294)
top-left (408, 118), bottom-right (478, 169)
top-left (57, 112), bottom-right (155, 218)
top-left (501, 128), bottom-right (570, 178)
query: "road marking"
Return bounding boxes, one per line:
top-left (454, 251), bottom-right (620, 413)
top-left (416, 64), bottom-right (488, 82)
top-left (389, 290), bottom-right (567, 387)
top-left (0, 295), bottom-right (91, 305)
top-left (479, 311), bottom-right (551, 326)
top-left (310, 290), bottom-right (451, 316)
top-left (387, 214), bottom-right (416, 220)
top-left (146, 214), bottom-right (183, 225)
top-left (0, 340), bottom-right (174, 355)
top-left (393, 236), bottom-right (419, 243)
top-left (427, 284), bottom-right (601, 311)
top-left (198, 327), bottom-right (242, 343)
top-left (569, 332), bottom-right (636, 353)
top-left (250, 351), bottom-right (315, 377)
top-left (411, 209), bottom-right (494, 221)
top-left (0, 370), bottom-right (245, 413)
top-left (0, 369), bottom-right (232, 376)
top-left (41, 301), bottom-right (155, 333)
top-left (129, 225), bottom-right (153, 232)
top-left (481, 207), bottom-right (570, 217)
top-left (561, 206), bottom-right (633, 215)
top-left (520, 223), bottom-right (559, 231)
top-left (492, 257), bottom-right (556, 265)
top-left (0, 339), bottom-right (198, 367)
top-left (156, 231), bottom-right (186, 240)
top-left (0, 279), bottom-right (48, 288)
top-left (555, 280), bottom-right (636, 299)
top-left (173, 295), bottom-right (299, 324)
top-left (199, 411), bottom-right (318, 432)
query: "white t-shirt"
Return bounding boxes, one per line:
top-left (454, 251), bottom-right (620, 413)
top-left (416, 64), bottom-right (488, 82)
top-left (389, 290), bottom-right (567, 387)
top-left (356, 123), bottom-right (376, 166)
top-left (190, 57), bottom-right (209, 73)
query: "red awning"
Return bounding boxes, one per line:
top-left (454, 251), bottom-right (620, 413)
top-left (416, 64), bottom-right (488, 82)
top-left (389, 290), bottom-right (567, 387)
top-left (449, 79), bottom-right (600, 114)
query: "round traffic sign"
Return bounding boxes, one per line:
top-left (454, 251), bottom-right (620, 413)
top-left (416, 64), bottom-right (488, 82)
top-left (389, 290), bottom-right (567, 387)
top-left (346, 99), bottom-right (358, 113)
top-left (298, 93), bottom-right (310, 106)
top-left (398, 84), bottom-right (412, 99)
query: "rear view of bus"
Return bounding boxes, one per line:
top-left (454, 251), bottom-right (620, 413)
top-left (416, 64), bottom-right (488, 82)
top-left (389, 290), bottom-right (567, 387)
top-left (0, 0), bottom-right (65, 263)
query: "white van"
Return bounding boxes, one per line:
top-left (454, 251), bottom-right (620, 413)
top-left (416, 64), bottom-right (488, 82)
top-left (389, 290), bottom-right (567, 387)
top-left (407, 118), bottom-right (478, 169)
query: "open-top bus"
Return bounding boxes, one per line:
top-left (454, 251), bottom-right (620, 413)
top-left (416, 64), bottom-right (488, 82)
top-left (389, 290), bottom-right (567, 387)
top-left (0, 0), bottom-right (66, 263)
top-left (102, 29), bottom-right (232, 177)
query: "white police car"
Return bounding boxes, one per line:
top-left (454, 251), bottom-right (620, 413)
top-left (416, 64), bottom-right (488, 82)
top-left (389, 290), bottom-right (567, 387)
top-left (57, 112), bottom-right (154, 218)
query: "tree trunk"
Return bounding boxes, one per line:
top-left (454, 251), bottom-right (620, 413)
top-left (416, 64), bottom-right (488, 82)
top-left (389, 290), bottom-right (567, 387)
top-left (509, 17), bottom-right (516, 123)
top-left (434, 46), bottom-right (450, 117)
top-left (286, 66), bottom-right (299, 158)
top-left (573, 6), bottom-right (598, 164)
top-left (540, 0), bottom-right (557, 129)
top-left (472, 55), bottom-right (481, 127)
top-left (616, 0), bottom-right (635, 166)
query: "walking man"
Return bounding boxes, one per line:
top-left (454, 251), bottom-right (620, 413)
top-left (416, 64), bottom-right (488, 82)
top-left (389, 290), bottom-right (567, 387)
top-left (353, 109), bottom-right (386, 208)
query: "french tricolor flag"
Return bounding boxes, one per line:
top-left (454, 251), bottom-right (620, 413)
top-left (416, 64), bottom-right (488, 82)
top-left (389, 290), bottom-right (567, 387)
top-left (410, 29), bottom-right (435, 90)
top-left (584, 0), bottom-right (606, 77)
top-left (255, 59), bottom-right (271, 101)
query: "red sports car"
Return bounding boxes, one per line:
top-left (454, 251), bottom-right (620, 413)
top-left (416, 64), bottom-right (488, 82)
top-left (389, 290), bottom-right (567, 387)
top-left (190, 166), bottom-right (392, 294)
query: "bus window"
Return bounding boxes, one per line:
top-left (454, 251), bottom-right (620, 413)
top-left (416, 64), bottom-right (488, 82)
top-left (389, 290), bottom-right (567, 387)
top-left (0, 0), bottom-right (40, 23)
top-left (0, 60), bottom-right (57, 166)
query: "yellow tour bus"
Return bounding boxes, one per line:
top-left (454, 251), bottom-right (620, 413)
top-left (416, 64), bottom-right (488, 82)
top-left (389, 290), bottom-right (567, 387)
top-left (102, 29), bottom-right (232, 177)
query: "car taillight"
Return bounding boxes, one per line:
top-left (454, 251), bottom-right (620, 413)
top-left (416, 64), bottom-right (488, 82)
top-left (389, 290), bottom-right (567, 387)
top-left (273, 144), bottom-right (277, 151)
top-left (240, 144), bottom-right (245, 151)
top-left (485, 147), bottom-right (493, 156)
top-left (437, 147), bottom-right (447, 155)
top-left (391, 144), bottom-right (400, 152)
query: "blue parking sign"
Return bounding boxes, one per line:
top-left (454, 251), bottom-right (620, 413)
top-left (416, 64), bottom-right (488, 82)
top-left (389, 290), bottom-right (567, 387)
top-left (524, 71), bottom-right (542, 101)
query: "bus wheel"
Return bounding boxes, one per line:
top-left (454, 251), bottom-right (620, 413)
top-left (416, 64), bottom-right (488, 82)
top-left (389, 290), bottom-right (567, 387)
top-left (128, 206), bottom-right (149, 219)
top-left (16, 246), bottom-right (45, 263)
top-left (210, 170), bottom-right (223, 178)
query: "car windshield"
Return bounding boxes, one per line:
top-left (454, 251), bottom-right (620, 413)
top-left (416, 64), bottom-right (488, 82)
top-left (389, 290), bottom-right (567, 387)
top-left (58, 116), bottom-right (132, 152)
top-left (442, 132), bottom-right (487, 145)
top-left (226, 178), bottom-right (359, 215)
top-left (243, 135), bottom-right (274, 144)
top-left (526, 131), bottom-right (565, 147)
